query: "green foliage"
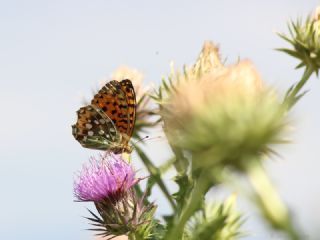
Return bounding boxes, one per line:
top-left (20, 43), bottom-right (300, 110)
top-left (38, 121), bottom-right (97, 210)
top-left (172, 173), bottom-right (192, 212)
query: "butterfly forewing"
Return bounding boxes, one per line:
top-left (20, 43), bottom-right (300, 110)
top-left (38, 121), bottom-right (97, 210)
top-left (92, 81), bottom-right (130, 135)
top-left (120, 79), bottom-right (136, 139)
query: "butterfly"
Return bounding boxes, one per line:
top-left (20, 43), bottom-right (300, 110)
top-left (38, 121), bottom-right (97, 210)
top-left (72, 79), bottom-right (136, 154)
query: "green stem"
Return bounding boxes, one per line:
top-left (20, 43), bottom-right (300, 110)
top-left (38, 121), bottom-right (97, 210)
top-left (128, 233), bottom-right (136, 240)
top-left (134, 144), bottom-right (177, 211)
top-left (128, 232), bottom-right (143, 240)
top-left (165, 170), bottom-right (211, 240)
top-left (246, 162), bottom-right (300, 240)
top-left (285, 67), bottom-right (313, 109)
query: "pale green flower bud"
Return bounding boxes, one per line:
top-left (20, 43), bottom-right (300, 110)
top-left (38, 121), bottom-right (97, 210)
top-left (162, 60), bottom-right (288, 171)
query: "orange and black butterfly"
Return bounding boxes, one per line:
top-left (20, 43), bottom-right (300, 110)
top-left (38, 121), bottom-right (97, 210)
top-left (72, 79), bottom-right (136, 154)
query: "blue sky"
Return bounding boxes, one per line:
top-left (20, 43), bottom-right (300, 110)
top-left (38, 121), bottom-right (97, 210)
top-left (0, 1), bottom-right (319, 239)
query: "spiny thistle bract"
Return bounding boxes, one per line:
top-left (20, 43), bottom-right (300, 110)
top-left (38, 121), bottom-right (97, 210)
top-left (74, 154), bottom-right (157, 239)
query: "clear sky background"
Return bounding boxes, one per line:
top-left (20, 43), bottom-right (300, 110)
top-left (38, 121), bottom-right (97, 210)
top-left (0, 1), bottom-right (319, 239)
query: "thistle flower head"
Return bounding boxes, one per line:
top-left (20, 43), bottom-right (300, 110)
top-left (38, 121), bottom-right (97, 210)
top-left (278, 6), bottom-right (320, 75)
top-left (74, 154), bottom-right (158, 239)
top-left (167, 60), bottom-right (264, 116)
top-left (162, 59), bottom-right (288, 171)
top-left (74, 154), bottom-right (137, 202)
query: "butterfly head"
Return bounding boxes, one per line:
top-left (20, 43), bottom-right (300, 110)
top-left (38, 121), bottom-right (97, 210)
top-left (112, 144), bottom-right (133, 154)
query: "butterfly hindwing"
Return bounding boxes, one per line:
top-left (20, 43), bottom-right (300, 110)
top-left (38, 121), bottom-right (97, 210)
top-left (72, 105), bottom-right (120, 150)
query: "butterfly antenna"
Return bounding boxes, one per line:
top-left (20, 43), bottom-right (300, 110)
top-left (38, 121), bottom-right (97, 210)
top-left (134, 136), bottom-right (149, 144)
top-left (134, 135), bottom-right (163, 144)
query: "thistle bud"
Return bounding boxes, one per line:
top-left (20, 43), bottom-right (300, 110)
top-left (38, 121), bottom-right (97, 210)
top-left (278, 7), bottom-right (320, 75)
top-left (162, 60), bottom-right (288, 171)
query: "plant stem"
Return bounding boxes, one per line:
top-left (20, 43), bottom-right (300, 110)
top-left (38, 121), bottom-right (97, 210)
top-left (128, 233), bottom-right (136, 240)
top-left (285, 67), bottom-right (313, 109)
top-left (128, 232), bottom-right (143, 240)
top-left (246, 162), bottom-right (301, 240)
top-left (165, 170), bottom-right (211, 240)
top-left (134, 144), bottom-right (177, 211)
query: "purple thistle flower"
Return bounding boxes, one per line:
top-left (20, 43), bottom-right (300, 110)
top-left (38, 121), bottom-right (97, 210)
top-left (74, 154), bottom-right (138, 202)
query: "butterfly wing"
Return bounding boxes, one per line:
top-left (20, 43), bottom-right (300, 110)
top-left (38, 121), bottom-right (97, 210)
top-left (119, 79), bottom-right (136, 141)
top-left (72, 105), bottom-right (121, 150)
top-left (91, 80), bottom-right (130, 135)
top-left (91, 80), bottom-right (136, 147)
